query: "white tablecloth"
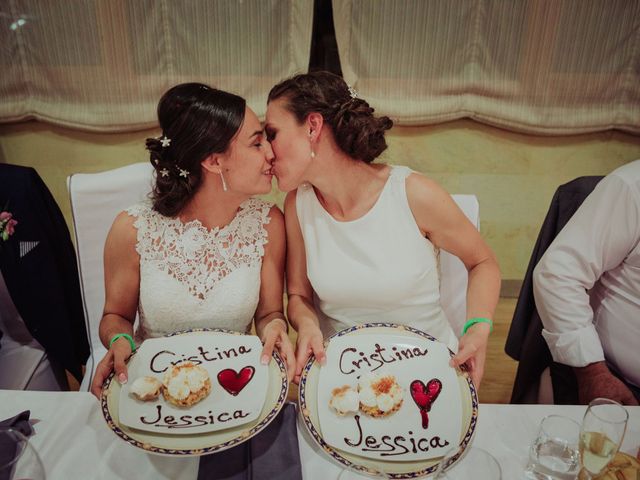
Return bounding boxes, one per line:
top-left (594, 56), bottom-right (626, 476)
top-left (1, 390), bottom-right (638, 479)
top-left (0, 390), bottom-right (198, 480)
top-left (297, 403), bottom-right (640, 479)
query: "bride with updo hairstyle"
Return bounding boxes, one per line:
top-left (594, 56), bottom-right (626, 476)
top-left (91, 83), bottom-right (295, 398)
top-left (268, 71), bottom-right (393, 166)
top-left (265, 71), bottom-right (501, 388)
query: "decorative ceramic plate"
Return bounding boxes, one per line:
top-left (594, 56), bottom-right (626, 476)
top-left (299, 323), bottom-right (478, 478)
top-left (101, 328), bottom-right (288, 456)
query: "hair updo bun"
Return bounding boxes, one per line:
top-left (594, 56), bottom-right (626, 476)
top-left (267, 71), bottom-right (393, 163)
top-left (146, 83), bottom-right (246, 217)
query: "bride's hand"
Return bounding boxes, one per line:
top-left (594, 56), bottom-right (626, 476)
top-left (260, 318), bottom-right (296, 382)
top-left (91, 340), bottom-right (132, 398)
top-left (449, 322), bottom-right (490, 389)
top-left (294, 323), bottom-right (326, 384)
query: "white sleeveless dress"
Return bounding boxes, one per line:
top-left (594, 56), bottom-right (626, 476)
top-left (125, 198), bottom-right (272, 341)
top-left (296, 165), bottom-right (458, 351)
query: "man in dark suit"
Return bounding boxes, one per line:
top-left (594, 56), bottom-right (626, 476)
top-left (0, 163), bottom-right (89, 387)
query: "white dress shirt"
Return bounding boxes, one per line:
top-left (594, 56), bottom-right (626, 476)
top-left (533, 160), bottom-right (640, 388)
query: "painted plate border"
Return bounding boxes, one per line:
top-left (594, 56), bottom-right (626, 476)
top-left (298, 322), bottom-right (478, 478)
top-left (101, 327), bottom-right (289, 456)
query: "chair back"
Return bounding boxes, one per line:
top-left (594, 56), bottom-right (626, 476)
top-left (68, 162), bottom-right (153, 390)
top-left (441, 195), bottom-right (480, 336)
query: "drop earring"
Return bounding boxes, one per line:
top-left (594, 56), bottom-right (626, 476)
top-left (309, 131), bottom-right (315, 159)
top-left (219, 171), bottom-right (228, 192)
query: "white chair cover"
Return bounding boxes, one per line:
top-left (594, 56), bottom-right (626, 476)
top-left (440, 195), bottom-right (480, 337)
top-left (67, 162), bottom-right (153, 391)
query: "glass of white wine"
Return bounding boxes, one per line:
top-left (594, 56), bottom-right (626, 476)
top-left (579, 398), bottom-right (629, 479)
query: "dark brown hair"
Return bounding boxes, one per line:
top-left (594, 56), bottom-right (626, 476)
top-left (146, 83), bottom-right (246, 216)
top-left (267, 71), bottom-right (392, 163)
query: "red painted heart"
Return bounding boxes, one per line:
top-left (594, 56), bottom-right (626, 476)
top-left (410, 378), bottom-right (442, 429)
top-left (217, 366), bottom-right (255, 396)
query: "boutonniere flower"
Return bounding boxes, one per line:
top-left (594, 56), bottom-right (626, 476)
top-left (0, 210), bottom-right (18, 241)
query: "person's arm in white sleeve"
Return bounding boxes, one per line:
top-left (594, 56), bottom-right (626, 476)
top-left (533, 174), bottom-right (640, 405)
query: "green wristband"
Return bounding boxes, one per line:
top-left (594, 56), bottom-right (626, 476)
top-left (109, 333), bottom-right (136, 352)
top-left (461, 317), bottom-right (493, 336)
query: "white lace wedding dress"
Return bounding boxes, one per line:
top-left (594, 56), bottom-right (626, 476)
top-left (125, 198), bottom-right (272, 341)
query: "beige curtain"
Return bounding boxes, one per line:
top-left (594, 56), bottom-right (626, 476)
top-left (0, 0), bottom-right (313, 132)
top-left (333, 0), bottom-right (640, 134)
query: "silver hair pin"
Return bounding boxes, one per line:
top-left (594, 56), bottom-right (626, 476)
top-left (178, 167), bottom-right (190, 178)
top-left (160, 135), bottom-right (171, 148)
top-left (347, 85), bottom-right (358, 99)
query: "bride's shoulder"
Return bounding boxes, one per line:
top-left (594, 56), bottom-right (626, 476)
top-left (265, 204), bottom-right (284, 230)
top-left (116, 201), bottom-right (166, 246)
top-left (241, 197), bottom-right (270, 212)
top-left (123, 200), bottom-right (155, 220)
top-left (105, 209), bottom-right (139, 254)
top-left (242, 198), bottom-right (284, 238)
top-left (263, 204), bottom-right (285, 254)
top-left (240, 197), bottom-right (280, 223)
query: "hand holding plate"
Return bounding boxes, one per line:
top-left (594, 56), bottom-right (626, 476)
top-left (260, 318), bottom-right (296, 382)
top-left (91, 339), bottom-right (132, 398)
top-left (295, 322), bottom-right (326, 384)
top-left (449, 322), bottom-right (490, 389)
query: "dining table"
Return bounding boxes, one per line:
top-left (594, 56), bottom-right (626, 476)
top-left (0, 390), bottom-right (638, 479)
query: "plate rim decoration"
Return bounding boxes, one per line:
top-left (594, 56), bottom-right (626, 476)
top-left (101, 327), bottom-right (289, 456)
top-left (298, 322), bottom-right (478, 479)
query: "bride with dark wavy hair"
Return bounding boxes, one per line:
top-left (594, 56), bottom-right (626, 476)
top-left (91, 83), bottom-right (294, 397)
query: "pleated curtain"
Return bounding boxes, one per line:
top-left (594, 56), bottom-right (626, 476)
top-left (2, 0), bottom-right (639, 134)
top-left (333, 0), bottom-right (640, 134)
top-left (0, 0), bottom-right (314, 132)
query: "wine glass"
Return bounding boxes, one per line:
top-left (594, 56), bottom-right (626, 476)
top-left (524, 414), bottom-right (580, 479)
top-left (434, 446), bottom-right (502, 479)
top-left (0, 427), bottom-right (46, 480)
top-left (336, 462), bottom-right (390, 479)
top-left (579, 398), bottom-right (628, 479)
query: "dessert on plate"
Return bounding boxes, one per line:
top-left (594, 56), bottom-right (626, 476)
top-left (129, 376), bottom-right (163, 401)
top-left (328, 372), bottom-right (404, 418)
top-left (162, 361), bottom-right (212, 407)
top-left (357, 372), bottom-right (404, 418)
top-left (329, 385), bottom-right (360, 415)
